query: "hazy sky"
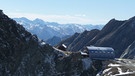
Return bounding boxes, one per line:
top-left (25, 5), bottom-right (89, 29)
top-left (0, 0), bottom-right (135, 24)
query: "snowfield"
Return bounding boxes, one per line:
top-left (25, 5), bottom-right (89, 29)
top-left (102, 59), bottom-right (135, 76)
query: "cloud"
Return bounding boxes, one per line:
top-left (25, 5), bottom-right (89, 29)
top-left (7, 12), bottom-right (107, 24)
top-left (74, 14), bottom-right (86, 17)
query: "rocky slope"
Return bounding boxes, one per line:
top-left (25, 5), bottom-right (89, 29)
top-left (0, 9), bottom-right (57, 76)
top-left (46, 36), bottom-right (62, 46)
top-left (58, 29), bottom-right (100, 51)
top-left (46, 35), bottom-right (71, 46)
top-left (121, 40), bottom-right (135, 59)
top-left (0, 10), bottom-right (102, 76)
top-left (58, 17), bottom-right (135, 57)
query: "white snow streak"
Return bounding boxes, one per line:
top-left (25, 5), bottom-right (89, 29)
top-left (102, 68), bottom-right (111, 74)
top-left (108, 63), bottom-right (121, 67)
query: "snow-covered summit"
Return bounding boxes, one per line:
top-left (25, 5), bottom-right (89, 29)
top-left (13, 17), bottom-right (103, 40)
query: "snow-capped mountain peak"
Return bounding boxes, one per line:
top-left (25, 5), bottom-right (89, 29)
top-left (13, 17), bottom-right (103, 40)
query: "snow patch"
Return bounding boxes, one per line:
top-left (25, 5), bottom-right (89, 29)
top-left (108, 72), bottom-right (112, 75)
top-left (113, 71), bottom-right (135, 76)
top-left (40, 42), bottom-right (46, 45)
top-left (102, 68), bottom-right (112, 74)
top-left (80, 51), bottom-right (88, 56)
top-left (62, 44), bottom-right (67, 48)
top-left (117, 67), bottom-right (122, 74)
top-left (108, 63), bottom-right (122, 67)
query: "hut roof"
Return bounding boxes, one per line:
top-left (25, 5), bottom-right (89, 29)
top-left (86, 46), bottom-right (115, 60)
top-left (86, 46), bottom-right (114, 51)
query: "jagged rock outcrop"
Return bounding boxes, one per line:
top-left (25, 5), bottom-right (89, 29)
top-left (0, 10), bottom-right (100, 76)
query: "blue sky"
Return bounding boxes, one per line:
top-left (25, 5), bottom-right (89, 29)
top-left (0, 0), bottom-right (135, 24)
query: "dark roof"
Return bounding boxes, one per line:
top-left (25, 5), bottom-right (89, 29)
top-left (86, 46), bottom-right (115, 60)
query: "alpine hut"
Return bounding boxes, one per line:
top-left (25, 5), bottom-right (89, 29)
top-left (85, 46), bottom-right (115, 60)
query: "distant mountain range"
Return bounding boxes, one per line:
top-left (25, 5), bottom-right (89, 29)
top-left (58, 17), bottom-right (135, 58)
top-left (13, 17), bottom-right (103, 41)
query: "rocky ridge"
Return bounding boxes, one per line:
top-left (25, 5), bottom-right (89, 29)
top-left (58, 17), bottom-right (135, 58)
